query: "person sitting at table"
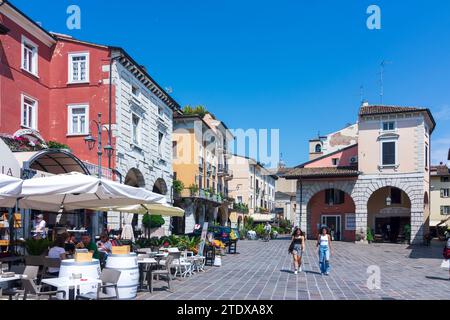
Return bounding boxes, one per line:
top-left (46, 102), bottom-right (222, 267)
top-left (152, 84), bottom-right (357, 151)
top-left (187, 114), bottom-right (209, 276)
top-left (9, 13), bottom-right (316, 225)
top-left (47, 235), bottom-right (68, 277)
top-left (97, 233), bottom-right (112, 255)
top-left (76, 234), bottom-right (100, 260)
top-left (64, 233), bottom-right (76, 255)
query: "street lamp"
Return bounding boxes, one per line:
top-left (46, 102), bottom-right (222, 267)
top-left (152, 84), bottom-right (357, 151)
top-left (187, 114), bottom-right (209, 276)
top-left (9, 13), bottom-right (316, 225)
top-left (84, 113), bottom-right (114, 178)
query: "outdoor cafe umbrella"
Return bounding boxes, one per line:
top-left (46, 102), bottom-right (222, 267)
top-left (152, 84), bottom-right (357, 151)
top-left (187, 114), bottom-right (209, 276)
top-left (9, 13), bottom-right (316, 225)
top-left (94, 203), bottom-right (185, 217)
top-left (0, 174), bottom-right (23, 208)
top-left (18, 172), bottom-right (166, 212)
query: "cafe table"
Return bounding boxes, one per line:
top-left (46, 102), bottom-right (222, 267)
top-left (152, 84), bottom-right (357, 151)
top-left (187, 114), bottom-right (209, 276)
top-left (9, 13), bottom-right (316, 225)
top-left (137, 258), bottom-right (157, 291)
top-left (41, 277), bottom-right (101, 300)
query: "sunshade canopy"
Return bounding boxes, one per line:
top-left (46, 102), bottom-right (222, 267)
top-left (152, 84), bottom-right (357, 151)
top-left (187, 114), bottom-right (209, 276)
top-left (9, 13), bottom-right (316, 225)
top-left (96, 203), bottom-right (185, 217)
top-left (0, 174), bottom-right (23, 207)
top-left (19, 172), bottom-right (166, 212)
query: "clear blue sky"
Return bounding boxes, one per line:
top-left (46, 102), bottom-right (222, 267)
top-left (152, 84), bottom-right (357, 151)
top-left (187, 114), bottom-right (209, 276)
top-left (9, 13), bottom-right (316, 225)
top-left (12, 0), bottom-right (450, 167)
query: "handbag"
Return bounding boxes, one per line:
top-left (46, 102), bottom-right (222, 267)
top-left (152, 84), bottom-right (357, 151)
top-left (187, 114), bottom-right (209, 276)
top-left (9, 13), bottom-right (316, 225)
top-left (443, 247), bottom-right (450, 259)
top-left (441, 259), bottom-right (449, 269)
top-left (288, 241), bottom-right (295, 254)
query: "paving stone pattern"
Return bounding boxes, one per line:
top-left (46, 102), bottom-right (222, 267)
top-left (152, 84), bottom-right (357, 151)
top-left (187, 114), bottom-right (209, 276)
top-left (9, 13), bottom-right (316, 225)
top-left (137, 237), bottom-right (450, 300)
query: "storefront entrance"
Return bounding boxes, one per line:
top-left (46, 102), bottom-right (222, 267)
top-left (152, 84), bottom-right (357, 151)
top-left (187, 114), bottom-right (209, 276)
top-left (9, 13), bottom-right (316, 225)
top-left (321, 215), bottom-right (342, 241)
top-left (374, 217), bottom-right (411, 243)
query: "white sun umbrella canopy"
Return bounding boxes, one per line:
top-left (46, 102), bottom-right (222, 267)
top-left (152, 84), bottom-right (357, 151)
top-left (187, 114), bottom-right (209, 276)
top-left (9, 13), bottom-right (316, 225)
top-left (19, 172), bottom-right (166, 212)
top-left (0, 174), bottom-right (23, 208)
top-left (97, 203), bottom-right (185, 217)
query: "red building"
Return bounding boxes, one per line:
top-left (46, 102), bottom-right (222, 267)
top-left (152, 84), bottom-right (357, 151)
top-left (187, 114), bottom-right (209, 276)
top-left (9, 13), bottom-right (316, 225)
top-left (0, 1), bottom-right (114, 175)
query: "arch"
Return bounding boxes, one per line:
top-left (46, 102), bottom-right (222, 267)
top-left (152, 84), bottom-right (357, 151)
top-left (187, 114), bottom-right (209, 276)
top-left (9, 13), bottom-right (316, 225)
top-left (306, 187), bottom-right (356, 241)
top-left (302, 180), bottom-right (357, 206)
top-left (315, 144), bottom-right (322, 153)
top-left (367, 186), bottom-right (412, 243)
top-left (153, 178), bottom-right (168, 195)
top-left (124, 168), bottom-right (145, 188)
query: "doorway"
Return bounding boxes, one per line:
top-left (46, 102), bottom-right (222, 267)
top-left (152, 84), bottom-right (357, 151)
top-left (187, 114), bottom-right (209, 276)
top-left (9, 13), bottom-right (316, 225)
top-left (321, 215), bottom-right (342, 241)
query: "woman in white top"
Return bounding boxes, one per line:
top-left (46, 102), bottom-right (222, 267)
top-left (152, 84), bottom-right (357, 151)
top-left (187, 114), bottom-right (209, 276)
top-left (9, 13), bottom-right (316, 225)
top-left (47, 235), bottom-right (67, 276)
top-left (316, 227), bottom-right (332, 275)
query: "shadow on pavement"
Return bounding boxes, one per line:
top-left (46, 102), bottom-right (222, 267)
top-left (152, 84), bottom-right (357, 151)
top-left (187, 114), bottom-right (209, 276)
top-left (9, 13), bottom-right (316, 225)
top-left (425, 276), bottom-right (450, 282)
top-left (407, 241), bottom-right (446, 260)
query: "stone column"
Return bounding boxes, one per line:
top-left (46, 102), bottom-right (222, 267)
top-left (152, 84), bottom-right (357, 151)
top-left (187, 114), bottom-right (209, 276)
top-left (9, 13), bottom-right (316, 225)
top-left (410, 199), bottom-right (424, 245)
top-left (355, 201), bottom-right (368, 243)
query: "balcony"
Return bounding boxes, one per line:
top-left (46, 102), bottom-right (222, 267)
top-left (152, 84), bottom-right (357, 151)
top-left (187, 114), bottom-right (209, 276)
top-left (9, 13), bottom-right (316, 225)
top-left (179, 188), bottom-right (223, 204)
top-left (217, 146), bottom-right (232, 159)
top-left (82, 161), bottom-right (114, 181)
top-left (217, 164), bottom-right (233, 179)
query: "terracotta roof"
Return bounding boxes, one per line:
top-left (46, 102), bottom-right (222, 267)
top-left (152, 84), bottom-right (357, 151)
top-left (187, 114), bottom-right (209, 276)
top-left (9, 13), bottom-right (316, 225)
top-left (359, 104), bottom-right (436, 132)
top-left (281, 166), bottom-right (360, 179)
top-left (431, 165), bottom-right (450, 176)
top-left (359, 105), bottom-right (427, 116)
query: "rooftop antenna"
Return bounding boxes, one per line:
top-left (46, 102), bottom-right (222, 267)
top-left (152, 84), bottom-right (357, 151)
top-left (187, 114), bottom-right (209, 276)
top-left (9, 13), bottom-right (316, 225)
top-left (360, 85), bottom-right (365, 105)
top-left (379, 60), bottom-right (391, 104)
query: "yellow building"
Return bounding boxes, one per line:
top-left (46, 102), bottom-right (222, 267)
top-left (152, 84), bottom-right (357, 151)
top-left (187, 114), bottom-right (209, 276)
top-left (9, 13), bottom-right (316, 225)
top-left (171, 112), bottom-right (234, 234)
top-left (430, 164), bottom-right (450, 234)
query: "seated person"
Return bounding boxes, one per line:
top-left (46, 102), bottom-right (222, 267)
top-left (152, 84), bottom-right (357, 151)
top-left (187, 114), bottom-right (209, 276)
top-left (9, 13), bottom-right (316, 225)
top-left (64, 233), bottom-right (76, 255)
top-left (47, 235), bottom-right (68, 277)
top-left (76, 234), bottom-right (100, 260)
top-left (97, 233), bottom-right (113, 255)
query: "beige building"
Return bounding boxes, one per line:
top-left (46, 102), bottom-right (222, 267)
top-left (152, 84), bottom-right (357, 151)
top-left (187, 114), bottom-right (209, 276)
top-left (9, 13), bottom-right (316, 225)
top-left (172, 112), bottom-right (234, 234)
top-left (430, 164), bottom-right (450, 230)
top-left (283, 103), bottom-right (436, 244)
top-left (228, 155), bottom-right (277, 225)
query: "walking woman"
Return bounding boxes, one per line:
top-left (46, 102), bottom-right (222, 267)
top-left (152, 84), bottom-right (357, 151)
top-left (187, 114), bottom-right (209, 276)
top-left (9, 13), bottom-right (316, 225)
top-left (290, 227), bottom-right (305, 275)
top-left (317, 227), bottom-right (332, 275)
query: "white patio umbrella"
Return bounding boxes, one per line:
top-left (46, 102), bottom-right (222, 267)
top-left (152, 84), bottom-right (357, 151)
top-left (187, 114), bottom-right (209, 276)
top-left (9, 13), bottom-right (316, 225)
top-left (95, 203), bottom-right (185, 217)
top-left (19, 172), bottom-right (166, 212)
top-left (0, 174), bottom-right (23, 208)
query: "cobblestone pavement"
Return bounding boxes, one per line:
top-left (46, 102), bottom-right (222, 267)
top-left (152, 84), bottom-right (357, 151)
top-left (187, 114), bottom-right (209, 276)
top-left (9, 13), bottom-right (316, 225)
top-left (137, 237), bottom-right (450, 300)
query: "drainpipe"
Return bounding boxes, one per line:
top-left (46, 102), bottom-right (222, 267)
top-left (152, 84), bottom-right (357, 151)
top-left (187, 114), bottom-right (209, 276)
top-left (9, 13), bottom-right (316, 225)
top-left (108, 54), bottom-right (121, 170)
top-left (299, 179), bottom-right (303, 231)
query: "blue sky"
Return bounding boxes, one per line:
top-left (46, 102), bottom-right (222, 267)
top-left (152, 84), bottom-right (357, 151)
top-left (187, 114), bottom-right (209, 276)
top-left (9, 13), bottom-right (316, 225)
top-left (12, 0), bottom-right (450, 167)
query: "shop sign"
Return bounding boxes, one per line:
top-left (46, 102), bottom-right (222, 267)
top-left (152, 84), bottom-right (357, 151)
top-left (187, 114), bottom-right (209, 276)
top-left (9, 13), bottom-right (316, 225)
top-left (0, 139), bottom-right (21, 178)
top-left (198, 222), bottom-right (209, 256)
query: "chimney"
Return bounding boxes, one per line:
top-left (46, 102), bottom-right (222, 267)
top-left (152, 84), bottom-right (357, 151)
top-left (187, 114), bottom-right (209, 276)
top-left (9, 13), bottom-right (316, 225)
top-left (362, 101), bottom-right (369, 107)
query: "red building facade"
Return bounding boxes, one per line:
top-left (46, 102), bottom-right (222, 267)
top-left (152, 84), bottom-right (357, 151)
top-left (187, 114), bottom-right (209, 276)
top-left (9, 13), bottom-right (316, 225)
top-left (0, 1), bottom-right (115, 174)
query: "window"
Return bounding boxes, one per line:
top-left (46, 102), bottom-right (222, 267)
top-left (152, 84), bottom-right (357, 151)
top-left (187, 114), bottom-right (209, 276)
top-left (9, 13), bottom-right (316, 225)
top-left (21, 95), bottom-right (37, 129)
top-left (441, 177), bottom-right (449, 183)
top-left (131, 113), bottom-right (141, 145)
top-left (391, 187), bottom-right (402, 204)
top-left (131, 85), bottom-right (139, 97)
top-left (198, 175), bottom-right (203, 190)
top-left (158, 131), bottom-right (164, 155)
top-left (441, 189), bottom-right (450, 198)
top-left (68, 105), bottom-right (88, 135)
top-left (68, 53), bottom-right (89, 83)
top-left (425, 143), bottom-right (429, 169)
top-left (315, 144), bottom-right (322, 153)
top-left (325, 189), bottom-right (345, 205)
top-left (237, 196), bottom-right (243, 203)
top-left (21, 36), bottom-right (38, 75)
top-left (249, 195), bottom-right (253, 209)
top-left (158, 106), bottom-right (164, 119)
top-left (441, 206), bottom-right (450, 215)
top-left (345, 214), bottom-right (356, 231)
top-left (173, 141), bottom-right (178, 159)
top-left (382, 121), bottom-right (395, 131)
top-left (382, 141), bottom-right (396, 166)
top-left (332, 158), bottom-right (339, 166)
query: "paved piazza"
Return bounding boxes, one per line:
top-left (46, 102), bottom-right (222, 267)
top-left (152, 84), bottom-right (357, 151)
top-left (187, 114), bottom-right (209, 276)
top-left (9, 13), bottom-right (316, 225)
top-left (137, 237), bottom-right (450, 300)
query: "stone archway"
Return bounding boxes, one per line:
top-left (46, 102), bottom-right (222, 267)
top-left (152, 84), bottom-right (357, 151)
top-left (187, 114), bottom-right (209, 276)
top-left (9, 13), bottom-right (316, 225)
top-left (125, 168), bottom-right (145, 188)
top-left (367, 186), bottom-right (411, 243)
top-left (354, 175), bottom-right (425, 244)
top-left (153, 178), bottom-right (168, 195)
top-left (297, 179), bottom-right (358, 239)
top-left (305, 187), bottom-right (356, 241)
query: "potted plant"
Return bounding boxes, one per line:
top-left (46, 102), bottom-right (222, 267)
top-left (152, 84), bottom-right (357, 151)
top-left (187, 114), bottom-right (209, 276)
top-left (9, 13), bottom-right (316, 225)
top-left (24, 238), bottom-right (51, 266)
top-left (173, 180), bottom-right (184, 197)
top-left (367, 228), bottom-right (374, 244)
top-left (188, 184), bottom-right (199, 196)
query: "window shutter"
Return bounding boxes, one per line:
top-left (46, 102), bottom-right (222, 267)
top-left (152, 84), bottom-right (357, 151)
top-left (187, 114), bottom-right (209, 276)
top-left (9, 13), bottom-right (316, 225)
top-left (442, 189), bottom-right (445, 198)
top-left (441, 206), bottom-right (444, 215)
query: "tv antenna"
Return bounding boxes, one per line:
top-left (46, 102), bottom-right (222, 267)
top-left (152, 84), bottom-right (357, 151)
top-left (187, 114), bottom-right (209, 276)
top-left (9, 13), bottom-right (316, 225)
top-left (379, 60), bottom-right (391, 104)
top-left (360, 85), bottom-right (365, 104)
